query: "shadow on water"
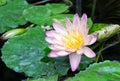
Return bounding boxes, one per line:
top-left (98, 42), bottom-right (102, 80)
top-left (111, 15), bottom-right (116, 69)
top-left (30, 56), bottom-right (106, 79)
top-left (102, 42), bottom-right (120, 61)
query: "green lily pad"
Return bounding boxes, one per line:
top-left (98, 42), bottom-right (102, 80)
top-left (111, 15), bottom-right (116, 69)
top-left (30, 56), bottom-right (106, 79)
top-left (23, 4), bottom-right (70, 25)
top-left (1, 26), bottom-right (50, 77)
top-left (0, 0), bottom-right (7, 6)
top-left (89, 23), bottom-right (109, 33)
top-left (66, 61), bottom-right (120, 81)
top-left (0, 0), bottom-right (31, 33)
top-left (26, 75), bottom-right (58, 81)
top-left (87, 18), bottom-right (93, 29)
top-left (45, 4), bottom-right (69, 15)
top-left (1, 26), bottom-right (70, 77)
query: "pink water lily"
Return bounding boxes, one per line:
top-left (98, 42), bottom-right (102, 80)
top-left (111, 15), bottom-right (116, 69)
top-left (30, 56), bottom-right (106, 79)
top-left (45, 13), bottom-right (98, 71)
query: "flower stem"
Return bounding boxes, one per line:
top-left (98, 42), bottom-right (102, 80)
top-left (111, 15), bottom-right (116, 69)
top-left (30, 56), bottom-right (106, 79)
top-left (91, 0), bottom-right (97, 20)
top-left (95, 42), bottom-right (105, 62)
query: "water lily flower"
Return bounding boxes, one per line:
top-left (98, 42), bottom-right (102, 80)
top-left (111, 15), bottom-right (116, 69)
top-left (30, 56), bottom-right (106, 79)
top-left (45, 13), bottom-right (98, 71)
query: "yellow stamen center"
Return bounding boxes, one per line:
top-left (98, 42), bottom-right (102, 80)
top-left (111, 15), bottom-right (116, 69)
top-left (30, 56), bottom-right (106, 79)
top-left (62, 30), bottom-right (83, 50)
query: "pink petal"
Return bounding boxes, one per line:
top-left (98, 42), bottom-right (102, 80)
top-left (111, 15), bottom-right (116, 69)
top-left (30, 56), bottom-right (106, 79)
top-left (56, 51), bottom-right (69, 56)
top-left (45, 37), bottom-right (63, 45)
top-left (66, 18), bottom-right (73, 30)
top-left (87, 33), bottom-right (98, 45)
top-left (53, 21), bottom-right (67, 34)
top-left (76, 47), bottom-right (84, 55)
top-left (80, 13), bottom-right (88, 35)
top-left (73, 14), bottom-right (81, 29)
top-left (46, 30), bottom-right (62, 40)
top-left (49, 45), bottom-right (66, 50)
top-left (84, 47), bottom-right (96, 58)
top-left (48, 50), bottom-right (69, 57)
top-left (69, 53), bottom-right (81, 71)
top-left (45, 37), bottom-right (55, 44)
top-left (66, 49), bottom-right (76, 53)
top-left (48, 51), bottom-right (59, 57)
top-left (46, 30), bottom-right (57, 37)
top-left (81, 13), bottom-right (87, 24)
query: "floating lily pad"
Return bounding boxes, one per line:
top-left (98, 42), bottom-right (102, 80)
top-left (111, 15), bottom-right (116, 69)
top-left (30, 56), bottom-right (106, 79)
top-left (1, 26), bottom-right (49, 77)
top-left (66, 61), bottom-right (120, 81)
top-left (23, 4), bottom-right (70, 25)
top-left (90, 23), bottom-right (109, 33)
top-left (26, 75), bottom-right (58, 81)
top-left (1, 26), bottom-right (70, 77)
top-left (0, 0), bottom-right (31, 33)
top-left (0, 0), bottom-right (7, 6)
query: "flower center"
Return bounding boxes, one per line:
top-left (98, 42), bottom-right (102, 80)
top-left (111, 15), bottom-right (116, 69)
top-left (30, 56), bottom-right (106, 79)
top-left (62, 30), bottom-right (83, 50)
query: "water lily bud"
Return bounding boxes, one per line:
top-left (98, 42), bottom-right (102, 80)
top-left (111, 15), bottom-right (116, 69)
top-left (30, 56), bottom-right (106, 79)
top-left (1, 28), bottom-right (26, 40)
top-left (93, 25), bottom-right (120, 41)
